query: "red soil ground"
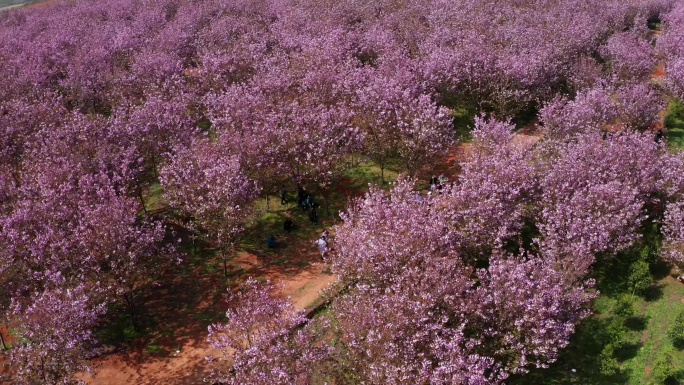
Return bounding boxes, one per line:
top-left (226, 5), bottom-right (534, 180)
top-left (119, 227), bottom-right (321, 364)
top-left (73, 253), bottom-right (337, 385)
top-left (75, 264), bottom-right (336, 385)
top-left (71, 227), bottom-right (339, 384)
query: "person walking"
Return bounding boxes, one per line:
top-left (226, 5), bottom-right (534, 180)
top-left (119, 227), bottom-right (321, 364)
top-left (297, 186), bottom-right (306, 209)
top-left (279, 187), bottom-right (288, 205)
top-left (316, 236), bottom-right (328, 260)
top-left (284, 218), bottom-right (294, 232)
top-left (309, 207), bottom-right (319, 225)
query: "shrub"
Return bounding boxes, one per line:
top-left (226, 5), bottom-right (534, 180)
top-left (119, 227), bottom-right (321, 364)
top-left (668, 309), bottom-right (684, 349)
top-left (145, 342), bottom-right (166, 356)
top-left (599, 345), bottom-right (620, 376)
top-left (650, 350), bottom-right (676, 385)
top-left (628, 260), bottom-right (652, 296)
top-left (664, 100), bottom-right (684, 131)
top-left (614, 295), bottom-right (636, 319)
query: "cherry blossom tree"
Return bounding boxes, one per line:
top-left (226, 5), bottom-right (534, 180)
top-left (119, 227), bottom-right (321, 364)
top-left (8, 276), bottom-right (106, 385)
top-left (160, 138), bottom-right (259, 276)
top-left (599, 30), bottom-right (657, 83)
top-left (660, 3), bottom-right (684, 99)
top-left (353, 75), bottom-right (453, 182)
top-left (662, 201), bottom-right (684, 270)
top-left (207, 278), bottom-right (329, 385)
top-left (540, 82), bottom-right (664, 140)
top-left (327, 179), bottom-right (595, 384)
top-left (445, 116), bottom-right (539, 257)
top-left (0, 164), bottom-right (169, 326)
top-left (0, 0), bottom-right (679, 383)
top-left (538, 131), bottom-right (662, 276)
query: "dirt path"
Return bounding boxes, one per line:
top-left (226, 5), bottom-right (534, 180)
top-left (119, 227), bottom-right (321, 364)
top-left (77, 225), bottom-right (339, 385)
top-left (79, 260), bottom-right (337, 385)
top-left (79, 262), bottom-right (337, 385)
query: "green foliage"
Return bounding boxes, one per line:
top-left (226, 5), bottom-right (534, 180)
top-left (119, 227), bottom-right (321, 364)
top-left (596, 244), bottom-right (654, 297)
top-left (665, 100), bottom-right (684, 122)
top-left (145, 342), bottom-right (166, 356)
top-left (664, 100), bottom-right (684, 150)
top-left (599, 344), bottom-right (620, 376)
top-left (513, 105), bottom-right (539, 130)
top-left (451, 105), bottom-right (477, 142)
top-left (123, 324), bottom-right (141, 341)
top-left (96, 305), bottom-right (144, 346)
top-left (650, 350), bottom-right (676, 385)
top-left (614, 295), bottom-right (635, 319)
top-left (640, 244), bottom-right (658, 267)
top-left (628, 260), bottom-right (653, 296)
top-left (606, 318), bottom-right (628, 345)
top-left (668, 309), bottom-right (684, 349)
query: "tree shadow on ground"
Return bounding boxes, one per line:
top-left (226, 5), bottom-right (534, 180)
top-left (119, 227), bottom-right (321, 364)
top-left (614, 342), bottom-right (642, 362)
top-left (643, 282), bottom-right (665, 302)
top-left (650, 259), bottom-right (672, 280)
top-left (624, 316), bottom-right (648, 331)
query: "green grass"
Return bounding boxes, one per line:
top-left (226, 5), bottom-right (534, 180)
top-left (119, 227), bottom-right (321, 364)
top-left (622, 277), bottom-right (684, 384)
top-left (144, 342), bottom-right (166, 356)
top-left (511, 244), bottom-right (684, 385)
top-left (665, 100), bottom-right (684, 150)
top-left (243, 208), bottom-right (324, 245)
top-left (343, 158), bottom-right (402, 188)
top-left (223, 154), bottom-right (430, 276)
top-left (96, 304), bottom-right (144, 347)
top-left (0, 3), bottom-right (22, 10)
top-left (192, 310), bottom-right (226, 325)
top-left (513, 105), bottom-right (539, 130)
top-left (452, 105), bottom-right (477, 142)
top-left (143, 182), bottom-right (164, 212)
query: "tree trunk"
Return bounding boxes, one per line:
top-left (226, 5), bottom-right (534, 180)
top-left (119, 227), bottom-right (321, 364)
top-left (151, 153), bottom-right (159, 180)
top-left (380, 165), bottom-right (385, 185)
top-left (137, 186), bottom-right (148, 214)
top-left (0, 330), bottom-right (7, 350)
top-left (321, 184), bottom-right (333, 216)
top-left (123, 293), bottom-right (138, 332)
top-left (221, 248), bottom-right (228, 277)
top-left (11, 169), bottom-right (21, 188)
top-left (41, 357), bottom-right (46, 382)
